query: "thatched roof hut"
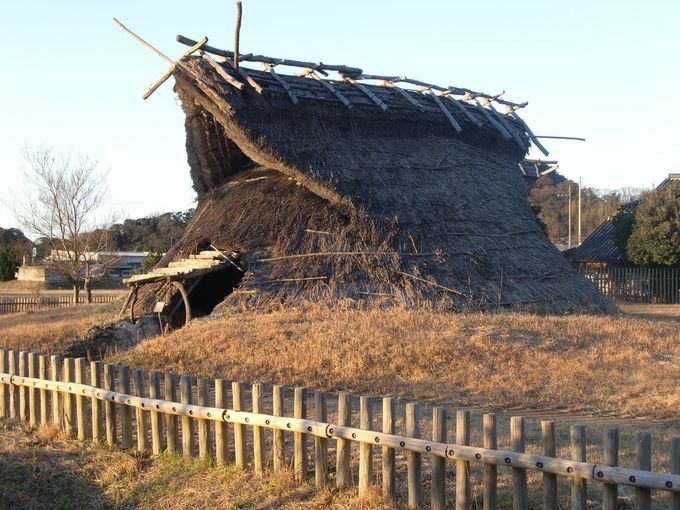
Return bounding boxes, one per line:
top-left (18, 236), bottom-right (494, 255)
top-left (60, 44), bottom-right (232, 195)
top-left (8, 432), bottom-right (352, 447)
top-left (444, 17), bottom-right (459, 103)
top-left (125, 36), bottom-right (610, 320)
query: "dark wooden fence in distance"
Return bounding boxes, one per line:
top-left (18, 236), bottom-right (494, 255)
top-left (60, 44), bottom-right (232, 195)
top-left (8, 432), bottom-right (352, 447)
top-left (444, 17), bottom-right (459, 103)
top-left (578, 266), bottom-right (680, 304)
top-left (0, 295), bottom-right (118, 314)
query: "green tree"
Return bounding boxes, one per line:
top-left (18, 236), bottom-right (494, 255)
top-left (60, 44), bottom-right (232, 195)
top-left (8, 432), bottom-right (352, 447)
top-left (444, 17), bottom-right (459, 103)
top-left (139, 251), bottom-right (162, 274)
top-left (611, 210), bottom-right (635, 254)
top-left (0, 246), bottom-right (19, 281)
top-left (627, 183), bottom-right (680, 266)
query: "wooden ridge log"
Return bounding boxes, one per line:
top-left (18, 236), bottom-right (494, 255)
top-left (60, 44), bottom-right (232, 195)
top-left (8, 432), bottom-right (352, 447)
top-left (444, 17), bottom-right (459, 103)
top-left (142, 37), bottom-right (208, 100)
top-left (202, 54), bottom-right (245, 90)
top-left (430, 91), bottom-right (462, 133)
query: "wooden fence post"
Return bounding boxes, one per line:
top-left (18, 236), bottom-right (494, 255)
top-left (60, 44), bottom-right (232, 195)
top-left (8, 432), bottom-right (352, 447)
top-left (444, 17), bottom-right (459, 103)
top-left (118, 365), bottom-right (133, 448)
top-left (19, 351), bottom-right (28, 422)
top-left (9, 351), bottom-right (19, 419)
top-left (215, 378), bottom-right (229, 465)
top-left (28, 352), bottom-right (39, 426)
top-left (672, 436), bottom-right (680, 510)
top-left (602, 427), bottom-right (619, 510)
top-left (382, 396), bottom-right (396, 499)
top-left (50, 354), bottom-right (61, 426)
top-left (511, 416), bottom-right (527, 510)
top-left (570, 424), bottom-right (587, 510)
top-left (63, 358), bottom-right (75, 437)
top-left (150, 371), bottom-right (163, 454)
top-left (38, 355), bottom-right (48, 426)
top-left (456, 410), bottom-right (471, 510)
top-left (272, 385), bottom-right (284, 472)
top-left (179, 374), bottom-right (194, 456)
top-left (359, 395), bottom-right (374, 495)
top-left (252, 383), bottom-right (264, 474)
top-left (165, 373), bottom-right (178, 454)
top-left (432, 406), bottom-right (447, 510)
top-left (484, 413), bottom-right (498, 510)
top-left (406, 402), bottom-right (422, 510)
top-left (314, 390), bottom-right (327, 487)
top-left (90, 361), bottom-right (102, 442)
top-left (132, 369), bottom-right (148, 451)
top-left (104, 363), bottom-right (116, 446)
top-left (542, 420), bottom-right (557, 510)
top-left (197, 377), bottom-right (211, 459)
top-left (232, 381), bottom-right (246, 468)
top-left (0, 349), bottom-right (7, 418)
top-left (635, 431), bottom-right (652, 510)
top-left (75, 358), bottom-right (90, 440)
top-left (336, 391), bottom-right (351, 488)
top-left (294, 386), bottom-right (308, 482)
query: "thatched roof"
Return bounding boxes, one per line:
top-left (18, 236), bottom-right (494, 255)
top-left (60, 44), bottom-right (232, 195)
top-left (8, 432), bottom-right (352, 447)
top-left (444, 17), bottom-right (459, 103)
top-left (130, 39), bottom-right (610, 315)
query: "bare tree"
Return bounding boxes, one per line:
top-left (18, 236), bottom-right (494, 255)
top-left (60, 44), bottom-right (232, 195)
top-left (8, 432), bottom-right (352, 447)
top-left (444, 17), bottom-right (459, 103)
top-left (13, 146), bottom-right (114, 304)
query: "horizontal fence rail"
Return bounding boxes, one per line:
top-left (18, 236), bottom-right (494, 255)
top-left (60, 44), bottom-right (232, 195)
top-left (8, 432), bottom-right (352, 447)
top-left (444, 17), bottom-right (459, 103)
top-left (0, 295), bottom-right (118, 314)
top-left (1, 348), bottom-right (680, 509)
top-left (579, 266), bottom-right (680, 304)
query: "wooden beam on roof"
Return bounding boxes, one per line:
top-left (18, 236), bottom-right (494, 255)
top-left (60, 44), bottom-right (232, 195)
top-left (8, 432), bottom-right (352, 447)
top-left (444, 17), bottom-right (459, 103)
top-left (510, 112), bottom-right (550, 156)
top-left (343, 77), bottom-right (388, 111)
top-left (430, 91), bottom-right (462, 133)
top-left (222, 57), bottom-right (263, 94)
top-left (488, 104), bottom-right (525, 147)
top-left (474, 99), bottom-right (513, 141)
top-left (142, 36), bottom-right (208, 100)
top-left (202, 53), bottom-right (245, 90)
top-left (309, 72), bottom-right (352, 109)
top-left (444, 94), bottom-right (483, 128)
top-left (383, 81), bottom-right (424, 110)
top-left (263, 63), bottom-right (299, 104)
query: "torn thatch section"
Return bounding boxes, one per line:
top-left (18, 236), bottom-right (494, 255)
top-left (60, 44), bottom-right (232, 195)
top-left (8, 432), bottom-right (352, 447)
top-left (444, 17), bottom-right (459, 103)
top-left (131, 44), bottom-right (609, 315)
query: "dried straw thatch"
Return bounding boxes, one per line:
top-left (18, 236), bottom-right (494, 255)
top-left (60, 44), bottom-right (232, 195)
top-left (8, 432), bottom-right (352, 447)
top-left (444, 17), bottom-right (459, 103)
top-left (135, 50), bottom-right (610, 315)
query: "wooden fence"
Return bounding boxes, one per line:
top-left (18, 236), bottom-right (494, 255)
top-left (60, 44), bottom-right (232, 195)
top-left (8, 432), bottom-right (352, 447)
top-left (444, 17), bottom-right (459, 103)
top-left (578, 266), bottom-right (680, 304)
top-left (0, 295), bottom-right (119, 314)
top-left (1, 348), bottom-right (680, 509)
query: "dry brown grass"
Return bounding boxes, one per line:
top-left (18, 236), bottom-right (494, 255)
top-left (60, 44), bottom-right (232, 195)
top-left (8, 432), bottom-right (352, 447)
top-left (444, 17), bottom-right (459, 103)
top-left (111, 304), bottom-right (680, 421)
top-left (0, 304), bottom-right (116, 354)
top-left (0, 421), bottom-right (394, 509)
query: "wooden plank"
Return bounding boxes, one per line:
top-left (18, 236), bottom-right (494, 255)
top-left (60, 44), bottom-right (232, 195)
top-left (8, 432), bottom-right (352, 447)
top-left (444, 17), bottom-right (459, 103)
top-left (272, 385), bottom-right (285, 472)
top-left (294, 387), bottom-right (308, 482)
top-left (50, 355), bottom-right (61, 426)
top-left (90, 361), bottom-right (102, 442)
top-left (119, 365), bottom-right (133, 448)
top-left (75, 358), bottom-right (90, 440)
top-left (456, 410), bottom-right (471, 510)
top-left (214, 378), bottom-right (229, 465)
top-left (28, 352), bottom-right (39, 426)
top-left (19, 351), bottom-right (28, 422)
top-left (164, 373), bottom-right (178, 454)
top-left (252, 383), bottom-right (265, 474)
top-left (232, 381), bottom-right (246, 467)
top-left (406, 402), bottom-right (422, 509)
top-left (104, 363), bottom-right (116, 446)
top-left (336, 391), bottom-right (351, 488)
top-left (62, 357), bottom-right (75, 436)
top-left (511, 416), bottom-right (527, 510)
top-left (197, 377), bottom-right (211, 459)
top-left (603, 427), bottom-right (619, 510)
top-left (180, 374), bottom-right (194, 457)
top-left (149, 371), bottom-right (163, 454)
top-left (542, 421), bottom-right (557, 510)
top-left (635, 432), bottom-right (652, 510)
top-left (314, 390), bottom-right (328, 487)
top-left (382, 397), bottom-right (396, 499)
top-left (38, 355), bottom-right (48, 426)
top-left (133, 369), bottom-right (148, 451)
top-left (484, 413), bottom-right (498, 510)
top-left (431, 91), bottom-right (462, 133)
top-left (431, 407), bottom-right (447, 510)
top-left (359, 395), bottom-right (374, 495)
top-left (672, 436), bottom-right (680, 510)
top-left (570, 425), bottom-right (587, 510)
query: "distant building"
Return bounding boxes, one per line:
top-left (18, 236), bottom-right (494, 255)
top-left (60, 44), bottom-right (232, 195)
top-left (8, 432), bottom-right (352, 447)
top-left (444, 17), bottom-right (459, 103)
top-left (18, 251), bottom-right (150, 282)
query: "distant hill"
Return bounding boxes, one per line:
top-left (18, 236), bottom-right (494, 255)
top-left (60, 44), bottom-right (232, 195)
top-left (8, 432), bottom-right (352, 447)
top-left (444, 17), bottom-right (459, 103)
top-left (0, 227), bottom-right (33, 257)
top-left (108, 210), bottom-right (194, 252)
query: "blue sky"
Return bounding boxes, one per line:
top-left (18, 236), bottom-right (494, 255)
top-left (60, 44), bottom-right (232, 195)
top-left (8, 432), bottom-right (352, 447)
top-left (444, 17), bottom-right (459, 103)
top-left (1, 1), bottom-right (678, 230)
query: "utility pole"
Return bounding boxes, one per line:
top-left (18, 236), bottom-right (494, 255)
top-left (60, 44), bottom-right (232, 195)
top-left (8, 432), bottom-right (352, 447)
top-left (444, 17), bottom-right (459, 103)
top-left (568, 183), bottom-right (572, 248)
top-left (578, 177), bottom-right (582, 245)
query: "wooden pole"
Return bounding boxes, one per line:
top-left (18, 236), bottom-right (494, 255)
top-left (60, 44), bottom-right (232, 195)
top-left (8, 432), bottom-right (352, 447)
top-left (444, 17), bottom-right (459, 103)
top-left (118, 365), bottom-right (133, 449)
top-left (542, 421), bottom-right (557, 510)
top-left (112, 18), bottom-right (173, 65)
top-left (104, 363), bottom-right (116, 446)
top-left (359, 395), bottom-right (374, 495)
top-left (272, 385), bottom-right (285, 472)
top-left (62, 357), bottom-right (75, 436)
top-left (90, 361), bottom-right (102, 442)
top-left (164, 373), bottom-right (178, 454)
top-left (456, 410), bottom-right (471, 510)
top-left (19, 351), bottom-right (28, 422)
top-left (252, 383), bottom-right (264, 474)
top-left (214, 378), bottom-right (229, 464)
top-left (133, 369), bottom-right (148, 451)
top-left (38, 355), bottom-right (48, 426)
top-left (406, 402), bottom-right (422, 510)
top-left (28, 352), bottom-right (39, 426)
top-left (635, 432), bottom-right (652, 510)
top-left (336, 391), bottom-right (351, 488)
top-left (149, 372), bottom-right (163, 453)
top-left (232, 381), bottom-right (246, 467)
top-left (672, 436), bottom-right (680, 510)
top-left (314, 390), bottom-right (328, 487)
top-left (511, 416), bottom-right (527, 510)
top-left (233, 1), bottom-right (242, 72)
top-left (484, 413), bottom-right (498, 510)
top-left (180, 374), bottom-right (193, 457)
top-left (8, 351), bottom-right (18, 419)
top-left (197, 377), bottom-right (211, 459)
top-left (50, 354), bottom-right (61, 426)
top-left (75, 358), bottom-right (90, 440)
top-left (570, 424), bottom-right (587, 510)
top-left (432, 407), bottom-right (447, 510)
top-left (0, 349), bottom-right (7, 418)
top-left (382, 397), bottom-right (396, 499)
top-left (602, 427), bottom-right (619, 510)
top-left (294, 387), bottom-right (308, 482)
